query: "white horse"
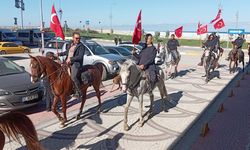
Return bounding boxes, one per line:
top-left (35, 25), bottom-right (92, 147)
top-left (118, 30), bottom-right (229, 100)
top-left (119, 59), bottom-right (169, 131)
top-left (164, 47), bottom-right (181, 79)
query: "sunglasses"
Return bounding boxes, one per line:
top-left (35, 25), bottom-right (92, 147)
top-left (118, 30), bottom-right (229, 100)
top-left (74, 37), bottom-right (81, 40)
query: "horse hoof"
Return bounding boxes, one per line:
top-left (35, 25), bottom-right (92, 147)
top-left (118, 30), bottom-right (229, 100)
top-left (60, 122), bottom-right (66, 128)
top-left (138, 122), bottom-right (143, 127)
top-left (76, 115), bottom-right (80, 120)
top-left (124, 124), bottom-right (129, 131)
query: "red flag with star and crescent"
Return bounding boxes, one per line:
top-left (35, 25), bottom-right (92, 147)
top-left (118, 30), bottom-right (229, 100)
top-left (175, 26), bottom-right (183, 38)
top-left (197, 23), bottom-right (208, 35)
top-left (132, 10), bottom-right (142, 44)
top-left (50, 5), bottom-right (65, 40)
top-left (213, 18), bottom-right (225, 30)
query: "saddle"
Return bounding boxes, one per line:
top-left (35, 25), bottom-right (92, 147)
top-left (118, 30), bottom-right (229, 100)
top-left (77, 65), bottom-right (94, 86)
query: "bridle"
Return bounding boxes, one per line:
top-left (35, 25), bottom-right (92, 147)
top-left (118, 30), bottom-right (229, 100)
top-left (31, 56), bottom-right (67, 86)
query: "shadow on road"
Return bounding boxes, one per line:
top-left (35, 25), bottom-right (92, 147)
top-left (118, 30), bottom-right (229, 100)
top-left (77, 120), bottom-right (123, 150)
top-left (17, 122), bottom-right (87, 150)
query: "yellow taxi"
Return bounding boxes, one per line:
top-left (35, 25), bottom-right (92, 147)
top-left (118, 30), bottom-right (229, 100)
top-left (0, 42), bottom-right (30, 55)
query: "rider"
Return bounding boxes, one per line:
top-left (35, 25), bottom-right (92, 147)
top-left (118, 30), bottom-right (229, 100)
top-left (167, 34), bottom-right (180, 64)
top-left (198, 33), bottom-right (220, 66)
top-left (132, 33), bottom-right (157, 90)
top-left (226, 34), bottom-right (245, 61)
top-left (57, 32), bottom-right (85, 98)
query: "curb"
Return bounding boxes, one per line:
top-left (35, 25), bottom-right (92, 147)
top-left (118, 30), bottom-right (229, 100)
top-left (169, 65), bottom-right (250, 150)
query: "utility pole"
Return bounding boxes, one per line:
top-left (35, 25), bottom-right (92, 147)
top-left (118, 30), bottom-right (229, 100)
top-left (40, 0), bottom-right (45, 53)
top-left (236, 10), bottom-right (239, 29)
top-left (15, 0), bottom-right (24, 29)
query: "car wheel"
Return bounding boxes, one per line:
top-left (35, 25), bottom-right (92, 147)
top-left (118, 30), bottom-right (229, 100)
top-left (0, 50), bottom-right (6, 55)
top-left (101, 64), bottom-right (108, 81)
top-left (24, 49), bottom-right (30, 53)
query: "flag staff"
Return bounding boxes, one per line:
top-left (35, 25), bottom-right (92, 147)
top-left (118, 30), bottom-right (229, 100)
top-left (40, 0), bottom-right (45, 53)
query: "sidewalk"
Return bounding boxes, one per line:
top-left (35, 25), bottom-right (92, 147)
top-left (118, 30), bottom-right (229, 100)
top-left (191, 72), bottom-right (250, 150)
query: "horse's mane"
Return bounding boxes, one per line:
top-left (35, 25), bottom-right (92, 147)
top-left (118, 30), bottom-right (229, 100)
top-left (0, 112), bottom-right (43, 150)
top-left (36, 56), bottom-right (61, 69)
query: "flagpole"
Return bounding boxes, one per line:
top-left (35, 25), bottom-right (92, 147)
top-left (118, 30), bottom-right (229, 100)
top-left (40, 0), bottom-right (45, 54)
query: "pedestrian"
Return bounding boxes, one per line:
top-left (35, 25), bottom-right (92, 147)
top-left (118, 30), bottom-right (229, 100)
top-left (248, 43), bottom-right (250, 64)
top-left (114, 37), bottom-right (118, 45)
top-left (118, 37), bottom-right (122, 44)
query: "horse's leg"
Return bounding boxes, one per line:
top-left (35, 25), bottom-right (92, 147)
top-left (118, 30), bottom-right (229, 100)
top-left (158, 83), bottom-right (166, 111)
top-left (76, 90), bottom-right (87, 120)
top-left (93, 84), bottom-right (102, 112)
top-left (52, 96), bottom-right (63, 122)
top-left (138, 94), bottom-right (144, 127)
top-left (229, 60), bottom-right (232, 73)
top-left (124, 94), bottom-right (133, 131)
top-left (0, 130), bottom-right (5, 150)
top-left (60, 95), bottom-right (67, 127)
top-left (148, 92), bottom-right (154, 114)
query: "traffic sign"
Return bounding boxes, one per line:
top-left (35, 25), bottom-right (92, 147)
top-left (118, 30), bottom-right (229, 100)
top-left (228, 29), bottom-right (245, 34)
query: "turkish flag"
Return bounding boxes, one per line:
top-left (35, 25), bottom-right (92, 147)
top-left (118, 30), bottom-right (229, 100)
top-left (50, 5), bottom-right (65, 40)
top-left (197, 24), bottom-right (208, 35)
top-left (132, 10), bottom-right (142, 44)
top-left (213, 18), bottom-right (225, 30)
top-left (175, 26), bottom-right (183, 38)
top-left (210, 9), bottom-right (222, 24)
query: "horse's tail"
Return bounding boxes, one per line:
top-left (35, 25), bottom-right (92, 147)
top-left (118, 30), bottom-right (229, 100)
top-left (0, 112), bottom-right (43, 150)
top-left (96, 63), bottom-right (105, 87)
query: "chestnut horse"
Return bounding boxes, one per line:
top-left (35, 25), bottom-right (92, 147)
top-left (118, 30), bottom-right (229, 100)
top-left (0, 112), bottom-right (43, 150)
top-left (29, 55), bottom-right (103, 127)
top-left (229, 44), bottom-right (245, 73)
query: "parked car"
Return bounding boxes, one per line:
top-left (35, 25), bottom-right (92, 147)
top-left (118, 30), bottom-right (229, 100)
top-left (54, 40), bottom-right (125, 80)
top-left (118, 44), bottom-right (143, 54)
top-left (43, 40), bottom-right (68, 62)
top-left (0, 42), bottom-right (31, 55)
top-left (104, 46), bottom-right (132, 59)
top-left (82, 40), bottom-right (126, 80)
top-left (0, 29), bottom-right (23, 45)
top-left (16, 29), bottom-right (51, 46)
top-left (0, 57), bottom-right (43, 111)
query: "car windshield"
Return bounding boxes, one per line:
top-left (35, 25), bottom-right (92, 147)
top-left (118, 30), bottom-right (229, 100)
top-left (45, 42), bottom-right (64, 49)
top-left (115, 47), bottom-right (131, 56)
top-left (4, 32), bottom-right (16, 38)
top-left (85, 42), bottom-right (109, 55)
top-left (0, 59), bottom-right (24, 76)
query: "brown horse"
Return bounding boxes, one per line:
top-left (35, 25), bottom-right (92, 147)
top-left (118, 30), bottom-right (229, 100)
top-left (0, 112), bottom-right (43, 150)
top-left (229, 44), bottom-right (245, 73)
top-left (29, 55), bottom-right (103, 127)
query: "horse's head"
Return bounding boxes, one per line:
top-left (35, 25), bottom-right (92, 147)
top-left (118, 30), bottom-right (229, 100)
top-left (29, 55), bottom-right (45, 83)
top-left (118, 59), bottom-right (140, 93)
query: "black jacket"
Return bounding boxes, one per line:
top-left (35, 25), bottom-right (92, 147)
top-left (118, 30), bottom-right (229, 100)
top-left (59, 42), bottom-right (85, 68)
top-left (167, 39), bottom-right (180, 50)
top-left (134, 45), bottom-right (157, 70)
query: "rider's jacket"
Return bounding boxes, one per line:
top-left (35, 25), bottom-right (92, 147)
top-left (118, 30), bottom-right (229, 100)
top-left (204, 36), bottom-right (220, 52)
top-left (167, 39), bottom-right (179, 51)
top-left (234, 37), bottom-right (245, 49)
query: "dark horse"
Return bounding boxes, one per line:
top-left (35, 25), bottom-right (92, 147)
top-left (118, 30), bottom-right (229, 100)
top-left (229, 43), bottom-right (245, 73)
top-left (0, 112), bottom-right (43, 150)
top-left (202, 45), bottom-right (218, 82)
top-left (29, 55), bottom-right (103, 127)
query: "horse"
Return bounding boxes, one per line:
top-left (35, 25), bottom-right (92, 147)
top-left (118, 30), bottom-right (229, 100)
top-left (229, 44), bottom-right (245, 73)
top-left (164, 47), bottom-right (181, 79)
top-left (119, 59), bottom-right (169, 131)
top-left (0, 112), bottom-right (43, 150)
top-left (29, 55), bottom-right (103, 127)
top-left (202, 45), bottom-right (219, 82)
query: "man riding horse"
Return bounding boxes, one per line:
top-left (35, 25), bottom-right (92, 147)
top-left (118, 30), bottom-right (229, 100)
top-left (56, 32), bottom-right (86, 98)
top-left (226, 34), bottom-right (245, 61)
top-left (132, 33), bottom-right (157, 90)
top-left (167, 34), bottom-right (180, 64)
top-left (198, 33), bottom-right (220, 67)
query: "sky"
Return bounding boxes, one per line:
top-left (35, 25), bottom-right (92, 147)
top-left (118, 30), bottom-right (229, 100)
top-left (0, 0), bottom-right (250, 31)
